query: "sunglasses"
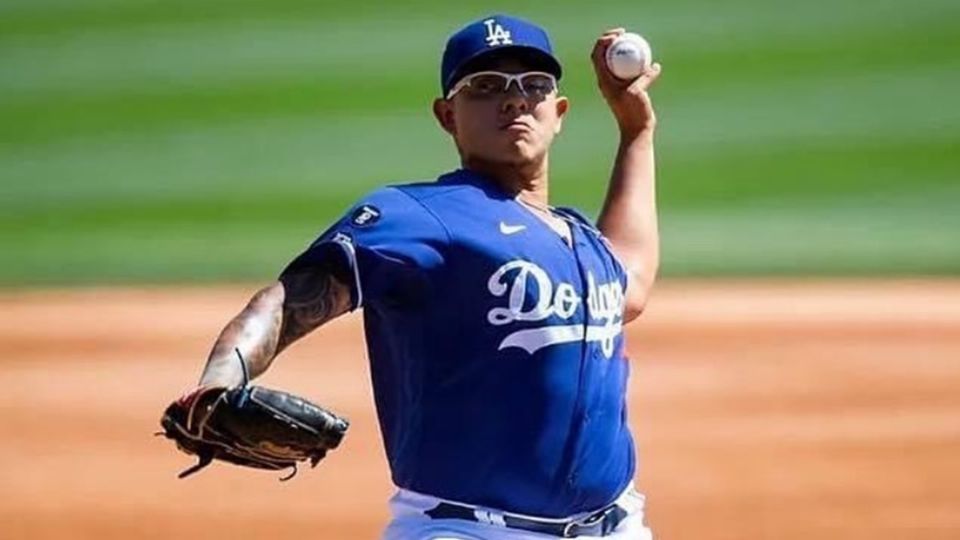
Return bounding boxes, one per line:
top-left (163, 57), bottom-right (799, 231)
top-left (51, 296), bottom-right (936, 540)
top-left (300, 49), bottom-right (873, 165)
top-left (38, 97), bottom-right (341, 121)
top-left (446, 71), bottom-right (558, 100)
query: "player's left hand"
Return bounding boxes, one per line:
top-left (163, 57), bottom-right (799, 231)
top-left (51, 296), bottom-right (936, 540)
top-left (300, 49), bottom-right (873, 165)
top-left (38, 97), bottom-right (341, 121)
top-left (159, 384), bottom-right (349, 480)
top-left (590, 28), bottom-right (662, 139)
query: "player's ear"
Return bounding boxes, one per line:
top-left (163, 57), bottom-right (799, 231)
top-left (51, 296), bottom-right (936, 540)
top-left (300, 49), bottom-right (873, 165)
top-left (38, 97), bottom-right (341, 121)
top-left (553, 96), bottom-right (569, 134)
top-left (432, 98), bottom-right (456, 135)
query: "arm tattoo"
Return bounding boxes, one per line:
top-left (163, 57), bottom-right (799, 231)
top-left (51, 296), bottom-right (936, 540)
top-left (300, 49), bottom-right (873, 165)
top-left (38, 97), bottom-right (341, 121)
top-left (198, 267), bottom-right (350, 387)
top-left (199, 285), bottom-right (284, 387)
top-left (277, 268), bottom-right (351, 352)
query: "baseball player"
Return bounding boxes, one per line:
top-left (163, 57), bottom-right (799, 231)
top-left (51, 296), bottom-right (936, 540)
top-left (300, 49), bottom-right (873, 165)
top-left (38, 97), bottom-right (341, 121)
top-left (178, 13), bottom-right (661, 539)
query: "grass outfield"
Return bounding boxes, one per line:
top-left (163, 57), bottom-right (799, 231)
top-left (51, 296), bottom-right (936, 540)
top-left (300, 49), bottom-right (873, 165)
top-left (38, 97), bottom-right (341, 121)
top-left (1, 0), bottom-right (958, 284)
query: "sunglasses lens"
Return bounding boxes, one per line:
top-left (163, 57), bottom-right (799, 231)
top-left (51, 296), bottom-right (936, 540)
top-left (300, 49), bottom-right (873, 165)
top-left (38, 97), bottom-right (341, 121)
top-left (520, 73), bottom-right (556, 96)
top-left (467, 73), bottom-right (510, 96)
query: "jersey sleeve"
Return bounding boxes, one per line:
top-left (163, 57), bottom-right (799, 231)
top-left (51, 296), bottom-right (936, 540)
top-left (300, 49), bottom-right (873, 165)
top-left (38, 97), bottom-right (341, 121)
top-left (281, 187), bottom-right (449, 310)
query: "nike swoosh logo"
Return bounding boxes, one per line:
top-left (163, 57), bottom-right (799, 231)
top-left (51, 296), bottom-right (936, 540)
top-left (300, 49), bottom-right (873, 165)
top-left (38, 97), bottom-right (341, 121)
top-left (499, 222), bottom-right (527, 235)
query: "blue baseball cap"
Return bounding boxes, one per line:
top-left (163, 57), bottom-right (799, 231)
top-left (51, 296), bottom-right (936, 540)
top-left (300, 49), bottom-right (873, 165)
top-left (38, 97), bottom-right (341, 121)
top-left (440, 14), bottom-right (562, 96)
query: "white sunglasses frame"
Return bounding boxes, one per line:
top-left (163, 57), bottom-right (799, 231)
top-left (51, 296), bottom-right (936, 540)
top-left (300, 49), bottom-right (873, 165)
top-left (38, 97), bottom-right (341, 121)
top-left (446, 70), bottom-right (558, 100)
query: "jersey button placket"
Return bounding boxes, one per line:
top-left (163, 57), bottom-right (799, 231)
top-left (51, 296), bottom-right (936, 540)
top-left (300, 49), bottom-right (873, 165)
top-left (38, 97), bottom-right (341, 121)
top-left (566, 224), bottom-right (590, 492)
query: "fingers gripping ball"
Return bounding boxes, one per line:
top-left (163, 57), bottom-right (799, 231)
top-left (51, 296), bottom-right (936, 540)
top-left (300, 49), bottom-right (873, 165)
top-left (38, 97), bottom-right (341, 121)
top-left (605, 32), bottom-right (653, 80)
top-left (159, 352), bottom-right (349, 480)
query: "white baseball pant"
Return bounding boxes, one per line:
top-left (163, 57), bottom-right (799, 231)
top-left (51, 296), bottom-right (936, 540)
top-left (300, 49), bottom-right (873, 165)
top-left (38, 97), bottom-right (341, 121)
top-left (381, 483), bottom-right (654, 540)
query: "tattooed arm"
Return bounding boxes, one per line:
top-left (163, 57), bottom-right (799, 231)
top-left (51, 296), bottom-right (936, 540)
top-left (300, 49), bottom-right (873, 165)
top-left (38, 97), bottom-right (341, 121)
top-left (197, 266), bottom-right (352, 387)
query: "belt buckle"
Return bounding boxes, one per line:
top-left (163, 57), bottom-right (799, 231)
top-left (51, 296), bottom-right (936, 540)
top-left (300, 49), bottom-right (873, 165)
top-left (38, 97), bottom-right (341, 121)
top-left (562, 505), bottom-right (619, 538)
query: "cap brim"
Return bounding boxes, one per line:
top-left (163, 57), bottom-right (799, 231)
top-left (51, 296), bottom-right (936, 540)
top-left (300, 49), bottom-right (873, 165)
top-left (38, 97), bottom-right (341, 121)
top-left (444, 46), bottom-right (562, 95)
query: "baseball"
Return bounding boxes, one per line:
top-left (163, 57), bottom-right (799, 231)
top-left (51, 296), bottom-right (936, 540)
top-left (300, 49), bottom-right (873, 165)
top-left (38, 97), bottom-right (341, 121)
top-left (605, 32), bottom-right (653, 80)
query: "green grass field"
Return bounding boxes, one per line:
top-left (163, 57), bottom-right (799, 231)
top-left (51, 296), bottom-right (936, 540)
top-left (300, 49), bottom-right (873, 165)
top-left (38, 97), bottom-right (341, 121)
top-left (1, 0), bottom-right (957, 285)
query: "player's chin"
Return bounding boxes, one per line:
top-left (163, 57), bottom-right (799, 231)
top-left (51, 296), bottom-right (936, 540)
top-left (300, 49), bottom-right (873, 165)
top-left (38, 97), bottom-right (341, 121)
top-left (497, 136), bottom-right (545, 163)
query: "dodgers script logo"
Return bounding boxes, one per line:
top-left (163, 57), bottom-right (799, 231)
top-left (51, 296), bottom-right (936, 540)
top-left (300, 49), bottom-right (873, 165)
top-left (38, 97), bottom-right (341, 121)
top-left (486, 260), bottom-right (624, 358)
top-left (483, 18), bottom-right (513, 47)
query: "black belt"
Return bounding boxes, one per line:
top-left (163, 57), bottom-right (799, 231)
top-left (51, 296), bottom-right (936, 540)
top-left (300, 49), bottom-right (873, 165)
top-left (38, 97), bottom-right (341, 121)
top-left (425, 501), bottom-right (628, 538)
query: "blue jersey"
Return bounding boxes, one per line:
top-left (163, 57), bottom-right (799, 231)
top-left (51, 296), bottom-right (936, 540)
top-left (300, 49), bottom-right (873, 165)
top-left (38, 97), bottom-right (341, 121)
top-left (285, 169), bottom-right (634, 518)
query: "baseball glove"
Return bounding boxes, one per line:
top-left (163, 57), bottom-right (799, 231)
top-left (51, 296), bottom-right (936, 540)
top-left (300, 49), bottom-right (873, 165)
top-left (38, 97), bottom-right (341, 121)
top-left (159, 351), bottom-right (349, 480)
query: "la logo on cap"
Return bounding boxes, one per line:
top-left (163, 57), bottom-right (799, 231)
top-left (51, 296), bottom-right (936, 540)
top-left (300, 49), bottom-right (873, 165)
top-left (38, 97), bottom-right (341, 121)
top-left (483, 18), bottom-right (512, 47)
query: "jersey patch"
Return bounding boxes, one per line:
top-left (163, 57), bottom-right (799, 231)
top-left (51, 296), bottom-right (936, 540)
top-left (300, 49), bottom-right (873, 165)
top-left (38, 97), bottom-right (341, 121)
top-left (351, 204), bottom-right (381, 227)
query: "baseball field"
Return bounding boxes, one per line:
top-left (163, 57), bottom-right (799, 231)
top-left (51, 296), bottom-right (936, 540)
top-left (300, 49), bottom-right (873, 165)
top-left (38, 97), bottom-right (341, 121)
top-left (1, 0), bottom-right (958, 538)
top-left (2, 0), bottom-right (958, 283)
top-left (2, 282), bottom-right (959, 539)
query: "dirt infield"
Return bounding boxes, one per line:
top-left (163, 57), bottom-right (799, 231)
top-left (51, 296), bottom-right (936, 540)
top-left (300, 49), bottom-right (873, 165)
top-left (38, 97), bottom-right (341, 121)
top-left (1, 280), bottom-right (958, 540)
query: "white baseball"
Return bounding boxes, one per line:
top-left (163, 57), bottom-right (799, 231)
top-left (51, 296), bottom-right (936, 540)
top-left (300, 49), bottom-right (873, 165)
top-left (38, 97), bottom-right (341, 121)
top-left (605, 32), bottom-right (653, 80)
